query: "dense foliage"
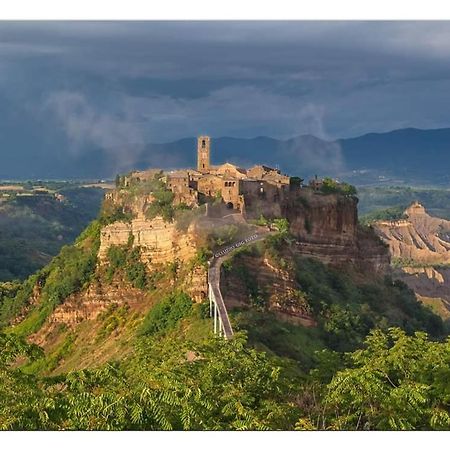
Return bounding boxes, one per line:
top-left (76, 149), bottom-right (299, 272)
top-left (139, 292), bottom-right (193, 336)
top-left (0, 327), bottom-right (448, 430)
top-left (296, 328), bottom-right (450, 430)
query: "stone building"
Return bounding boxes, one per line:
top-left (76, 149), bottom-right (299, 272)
top-left (197, 135), bottom-right (211, 173)
top-left (165, 170), bottom-right (199, 206)
top-left (188, 136), bottom-right (292, 216)
top-left (125, 135), bottom-right (298, 218)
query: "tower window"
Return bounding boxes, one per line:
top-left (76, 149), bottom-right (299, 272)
top-left (202, 139), bottom-right (206, 148)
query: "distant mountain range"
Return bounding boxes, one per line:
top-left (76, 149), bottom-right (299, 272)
top-left (3, 127), bottom-right (450, 185)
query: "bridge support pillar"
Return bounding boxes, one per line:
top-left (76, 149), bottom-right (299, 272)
top-left (213, 301), bottom-right (217, 335)
top-left (209, 285), bottom-right (213, 317)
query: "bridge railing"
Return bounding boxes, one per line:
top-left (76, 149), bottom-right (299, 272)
top-left (208, 268), bottom-right (233, 339)
top-left (207, 232), bottom-right (265, 339)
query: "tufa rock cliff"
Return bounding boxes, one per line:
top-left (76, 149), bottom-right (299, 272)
top-left (373, 201), bottom-right (450, 265)
top-left (372, 202), bottom-right (450, 319)
top-left (285, 190), bottom-right (389, 274)
top-left (98, 217), bottom-right (199, 266)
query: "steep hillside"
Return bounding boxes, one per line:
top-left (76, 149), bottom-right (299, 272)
top-left (1, 175), bottom-right (442, 376)
top-left (221, 234), bottom-right (442, 365)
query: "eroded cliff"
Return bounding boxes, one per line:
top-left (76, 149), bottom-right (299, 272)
top-left (372, 202), bottom-right (450, 319)
top-left (98, 217), bottom-right (199, 266)
top-left (374, 202), bottom-right (450, 265)
top-left (286, 190), bottom-right (389, 274)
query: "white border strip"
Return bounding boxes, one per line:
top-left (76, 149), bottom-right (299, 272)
top-left (2, 1), bottom-right (450, 20)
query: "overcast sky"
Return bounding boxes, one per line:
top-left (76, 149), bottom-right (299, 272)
top-left (1, 21), bottom-right (450, 151)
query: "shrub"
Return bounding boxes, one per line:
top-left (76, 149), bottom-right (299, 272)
top-left (145, 187), bottom-right (175, 222)
top-left (320, 178), bottom-right (357, 196)
top-left (139, 292), bottom-right (193, 336)
top-left (106, 244), bottom-right (147, 289)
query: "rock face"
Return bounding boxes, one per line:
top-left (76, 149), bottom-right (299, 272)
top-left (287, 190), bottom-right (358, 245)
top-left (372, 202), bottom-right (450, 318)
top-left (393, 266), bottom-right (450, 319)
top-left (29, 278), bottom-right (155, 346)
top-left (220, 253), bottom-right (316, 327)
top-left (31, 216), bottom-right (207, 335)
top-left (286, 190), bottom-right (389, 274)
top-left (49, 280), bottom-right (146, 325)
top-left (98, 217), bottom-right (198, 266)
top-left (373, 201), bottom-right (450, 265)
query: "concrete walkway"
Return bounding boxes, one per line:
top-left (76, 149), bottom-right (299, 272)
top-left (207, 229), bottom-right (271, 339)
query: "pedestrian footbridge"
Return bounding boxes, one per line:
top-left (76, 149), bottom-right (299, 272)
top-left (207, 233), bottom-right (266, 339)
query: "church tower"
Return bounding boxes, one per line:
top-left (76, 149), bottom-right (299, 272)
top-left (197, 136), bottom-right (211, 173)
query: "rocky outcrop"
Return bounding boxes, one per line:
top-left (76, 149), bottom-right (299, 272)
top-left (394, 266), bottom-right (450, 319)
top-left (98, 217), bottom-right (198, 266)
top-left (286, 190), bottom-right (358, 245)
top-left (29, 277), bottom-right (156, 346)
top-left (50, 281), bottom-right (147, 325)
top-left (104, 189), bottom-right (154, 220)
top-left (221, 253), bottom-right (316, 327)
top-left (285, 190), bottom-right (389, 274)
top-left (372, 202), bottom-right (450, 319)
top-left (373, 202), bottom-right (450, 265)
top-left (182, 265), bottom-right (208, 303)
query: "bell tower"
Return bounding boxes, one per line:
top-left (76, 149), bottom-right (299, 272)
top-left (197, 136), bottom-right (211, 173)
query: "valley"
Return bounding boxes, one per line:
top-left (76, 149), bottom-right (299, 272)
top-left (0, 181), bottom-right (106, 281)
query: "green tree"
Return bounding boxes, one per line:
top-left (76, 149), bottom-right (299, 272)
top-left (0, 333), bottom-right (54, 430)
top-left (297, 328), bottom-right (450, 430)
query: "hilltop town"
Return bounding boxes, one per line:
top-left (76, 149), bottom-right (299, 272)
top-left (114, 136), bottom-right (357, 224)
top-left (118, 136), bottom-right (298, 219)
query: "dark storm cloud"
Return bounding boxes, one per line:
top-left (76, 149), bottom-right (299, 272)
top-left (2, 21), bottom-right (450, 165)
